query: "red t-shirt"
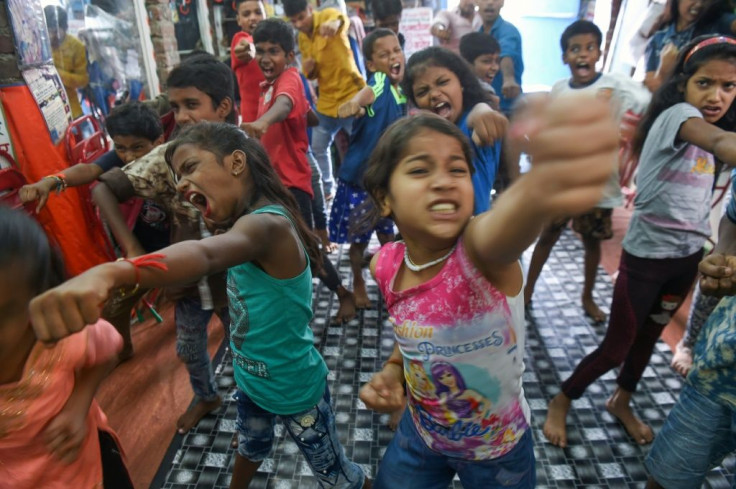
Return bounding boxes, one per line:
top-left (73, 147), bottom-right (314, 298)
top-left (231, 31), bottom-right (265, 123)
top-left (258, 67), bottom-right (312, 197)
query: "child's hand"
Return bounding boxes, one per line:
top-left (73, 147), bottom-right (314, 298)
top-left (241, 120), bottom-right (270, 139)
top-left (431, 23), bottom-right (451, 41)
top-left (699, 254), bottom-right (736, 297)
top-left (44, 407), bottom-right (88, 465)
top-left (319, 19), bottom-right (341, 37)
top-left (513, 94), bottom-right (618, 218)
top-left (233, 38), bottom-right (255, 62)
top-left (658, 42), bottom-right (679, 76)
top-left (337, 100), bottom-right (364, 118)
top-left (29, 266), bottom-right (117, 345)
top-left (502, 78), bottom-right (521, 100)
top-left (466, 103), bottom-right (508, 146)
top-left (359, 366), bottom-right (405, 413)
top-left (19, 179), bottom-right (56, 213)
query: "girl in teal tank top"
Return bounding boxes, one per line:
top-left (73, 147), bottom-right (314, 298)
top-left (28, 122), bottom-right (368, 489)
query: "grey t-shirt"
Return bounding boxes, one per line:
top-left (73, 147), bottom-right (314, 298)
top-left (622, 102), bottom-right (716, 259)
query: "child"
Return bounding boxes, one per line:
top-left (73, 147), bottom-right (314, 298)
top-left (29, 121), bottom-right (369, 489)
top-left (92, 54), bottom-right (234, 435)
top-left (283, 0), bottom-right (366, 197)
top-left (459, 31), bottom-right (501, 109)
top-left (0, 207), bottom-right (131, 489)
top-left (645, 178), bottom-right (736, 489)
top-left (231, 0), bottom-right (266, 123)
top-left (524, 20), bottom-right (650, 323)
top-left (371, 0), bottom-right (405, 49)
top-left (401, 46), bottom-right (504, 214)
top-left (543, 35), bottom-right (736, 449)
top-left (331, 28), bottom-right (405, 308)
top-left (241, 18), bottom-right (356, 323)
top-left (19, 101), bottom-right (170, 359)
top-left (358, 99), bottom-right (618, 486)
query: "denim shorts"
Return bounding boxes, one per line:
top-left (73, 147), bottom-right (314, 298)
top-left (645, 383), bottom-right (736, 489)
top-left (374, 410), bottom-right (535, 489)
top-left (234, 387), bottom-right (365, 489)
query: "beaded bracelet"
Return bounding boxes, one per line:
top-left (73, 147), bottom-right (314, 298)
top-left (43, 172), bottom-right (68, 193)
top-left (116, 254), bottom-right (169, 298)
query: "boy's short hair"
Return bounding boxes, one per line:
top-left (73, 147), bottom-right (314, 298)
top-left (459, 32), bottom-right (500, 64)
top-left (43, 5), bottom-right (68, 30)
top-left (235, 0), bottom-right (262, 7)
top-left (105, 102), bottom-right (163, 141)
top-left (166, 53), bottom-right (234, 112)
top-left (253, 18), bottom-right (295, 53)
top-left (362, 28), bottom-right (396, 61)
top-left (560, 20), bottom-right (602, 53)
top-left (372, 0), bottom-right (402, 21)
top-left (282, 0), bottom-right (308, 17)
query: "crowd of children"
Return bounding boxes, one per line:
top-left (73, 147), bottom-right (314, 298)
top-left (4, 0), bottom-right (736, 487)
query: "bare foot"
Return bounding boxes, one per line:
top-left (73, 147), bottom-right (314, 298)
top-left (333, 286), bottom-right (357, 324)
top-left (231, 432), bottom-right (239, 449)
top-left (387, 405), bottom-right (405, 431)
top-left (582, 295), bottom-right (606, 323)
top-left (177, 396), bottom-right (222, 434)
top-left (354, 279), bottom-right (372, 309)
top-left (315, 228), bottom-right (338, 254)
top-left (605, 391), bottom-right (654, 445)
top-left (670, 339), bottom-right (693, 377)
top-left (543, 393), bottom-right (571, 447)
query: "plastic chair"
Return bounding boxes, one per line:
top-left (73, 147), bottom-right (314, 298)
top-left (0, 167), bottom-right (35, 213)
top-left (65, 115), bottom-right (109, 165)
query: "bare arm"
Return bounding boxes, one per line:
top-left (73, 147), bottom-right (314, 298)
top-left (92, 182), bottom-right (146, 258)
top-left (241, 95), bottom-right (294, 138)
top-left (20, 163), bottom-right (103, 212)
top-left (337, 85), bottom-right (376, 118)
top-left (699, 213), bottom-right (736, 296)
top-left (500, 57), bottom-right (521, 100)
top-left (678, 117), bottom-right (736, 166)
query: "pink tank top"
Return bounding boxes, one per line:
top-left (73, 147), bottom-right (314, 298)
top-left (375, 240), bottom-right (530, 460)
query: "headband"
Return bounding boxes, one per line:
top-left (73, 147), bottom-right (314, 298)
top-left (684, 36), bottom-right (736, 64)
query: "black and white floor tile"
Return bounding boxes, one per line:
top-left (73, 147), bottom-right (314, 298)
top-left (156, 230), bottom-right (735, 489)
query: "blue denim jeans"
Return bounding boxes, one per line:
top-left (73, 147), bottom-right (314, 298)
top-left (174, 296), bottom-right (230, 402)
top-left (374, 410), bottom-right (535, 489)
top-left (312, 112), bottom-right (354, 196)
top-left (234, 386), bottom-right (365, 489)
top-left (646, 383), bottom-right (736, 489)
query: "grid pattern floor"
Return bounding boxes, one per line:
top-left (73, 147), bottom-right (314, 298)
top-left (158, 230), bottom-right (735, 489)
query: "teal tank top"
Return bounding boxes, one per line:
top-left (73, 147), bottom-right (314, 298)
top-left (227, 205), bottom-right (328, 414)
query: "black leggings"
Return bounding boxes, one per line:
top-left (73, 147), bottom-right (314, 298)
top-left (289, 188), bottom-right (341, 292)
top-left (99, 430), bottom-right (134, 489)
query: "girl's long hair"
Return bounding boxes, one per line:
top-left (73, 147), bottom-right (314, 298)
top-left (0, 207), bottom-right (66, 295)
top-left (401, 47), bottom-right (492, 111)
top-left (633, 34), bottom-right (736, 157)
top-left (165, 122), bottom-right (323, 273)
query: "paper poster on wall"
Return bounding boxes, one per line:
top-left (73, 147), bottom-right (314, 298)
top-left (21, 65), bottom-right (72, 145)
top-left (5, 0), bottom-right (53, 68)
top-left (400, 7), bottom-right (433, 59)
top-left (0, 103), bottom-right (17, 169)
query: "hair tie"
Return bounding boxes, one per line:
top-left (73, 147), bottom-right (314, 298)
top-left (684, 36), bottom-right (736, 64)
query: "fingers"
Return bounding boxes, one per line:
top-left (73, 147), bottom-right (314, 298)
top-left (29, 287), bottom-right (105, 345)
top-left (36, 191), bottom-right (49, 213)
top-left (470, 111), bottom-right (508, 146)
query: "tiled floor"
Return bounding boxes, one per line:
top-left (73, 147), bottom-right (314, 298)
top-left (157, 230), bottom-right (735, 489)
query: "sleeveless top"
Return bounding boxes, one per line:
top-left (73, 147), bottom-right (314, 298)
top-left (375, 240), bottom-right (530, 460)
top-left (228, 205), bottom-right (328, 414)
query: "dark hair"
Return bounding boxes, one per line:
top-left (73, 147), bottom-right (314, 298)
top-left (253, 18), bottom-right (295, 53)
top-left (372, 0), bottom-right (402, 20)
top-left (0, 207), bottom-right (66, 295)
top-left (633, 34), bottom-right (736, 156)
top-left (235, 0), bottom-right (263, 8)
top-left (694, 0), bottom-right (734, 37)
top-left (164, 122), bottom-right (323, 272)
top-left (282, 0), bottom-right (308, 17)
top-left (106, 102), bottom-right (163, 141)
top-left (363, 114), bottom-right (474, 215)
top-left (559, 20), bottom-right (602, 53)
top-left (44, 5), bottom-right (68, 31)
top-left (362, 28), bottom-right (397, 61)
top-left (402, 47), bottom-right (491, 111)
top-left (166, 53), bottom-right (235, 123)
top-left (459, 32), bottom-right (500, 64)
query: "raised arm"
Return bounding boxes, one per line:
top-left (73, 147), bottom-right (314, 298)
top-left (337, 85), bottom-right (376, 118)
top-left (464, 95), bottom-right (619, 294)
top-left (241, 95), bottom-right (294, 138)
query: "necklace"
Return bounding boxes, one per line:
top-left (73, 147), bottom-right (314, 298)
top-left (403, 243), bottom-right (457, 272)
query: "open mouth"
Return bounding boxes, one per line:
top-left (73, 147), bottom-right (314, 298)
top-left (390, 63), bottom-right (402, 77)
top-left (702, 105), bottom-right (722, 118)
top-left (429, 202), bottom-right (457, 214)
top-left (260, 66), bottom-right (275, 78)
top-left (185, 190), bottom-right (210, 217)
top-left (432, 102), bottom-right (452, 119)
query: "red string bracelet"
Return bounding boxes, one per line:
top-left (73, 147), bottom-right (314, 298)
top-left (116, 254), bottom-right (169, 298)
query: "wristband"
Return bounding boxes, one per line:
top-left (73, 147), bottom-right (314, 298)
top-left (116, 253), bottom-right (169, 298)
top-left (43, 172), bottom-right (67, 193)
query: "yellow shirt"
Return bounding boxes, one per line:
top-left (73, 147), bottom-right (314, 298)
top-left (52, 34), bottom-right (88, 119)
top-left (298, 8), bottom-right (365, 117)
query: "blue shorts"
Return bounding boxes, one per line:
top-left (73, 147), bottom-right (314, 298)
top-left (234, 387), bottom-right (365, 489)
top-left (328, 179), bottom-right (395, 244)
top-left (645, 383), bottom-right (736, 489)
top-left (374, 410), bottom-right (535, 489)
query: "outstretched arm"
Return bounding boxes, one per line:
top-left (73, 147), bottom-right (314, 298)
top-left (464, 95), bottom-right (619, 295)
top-left (337, 85), bottom-right (376, 118)
top-left (679, 117), bottom-right (736, 166)
top-left (20, 163), bottom-right (103, 213)
top-left (241, 95), bottom-right (294, 138)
